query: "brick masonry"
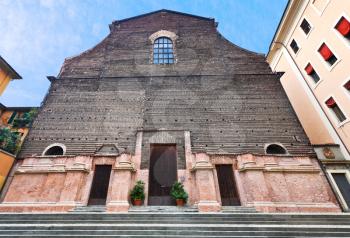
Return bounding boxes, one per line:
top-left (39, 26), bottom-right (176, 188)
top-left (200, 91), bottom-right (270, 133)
top-left (19, 10), bottom-right (313, 159)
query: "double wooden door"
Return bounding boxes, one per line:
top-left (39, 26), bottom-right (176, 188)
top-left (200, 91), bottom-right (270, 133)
top-left (216, 164), bottom-right (240, 206)
top-left (148, 144), bottom-right (177, 206)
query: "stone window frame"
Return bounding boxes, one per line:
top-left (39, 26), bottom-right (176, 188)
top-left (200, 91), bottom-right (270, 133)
top-left (264, 143), bottom-right (289, 155)
top-left (290, 39), bottom-right (300, 54)
top-left (42, 143), bottom-right (66, 156)
top-left (311, 0), bottom-right (330, 16)
top-left (327, 170), bottom-right (350, 211)
top-left (333, 13), bottom-right (350, 49)
top-left (149, 30), bottom-right (178, 65)
top-left (323, 95), bottom-right (348, 126)
top-left (300, 18), bottom-right (313, 37)
top-left (316, 41), bottom-right (341, 71)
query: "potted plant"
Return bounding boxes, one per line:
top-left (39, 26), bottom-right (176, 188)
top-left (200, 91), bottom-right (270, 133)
top-left (130, 180), bottom-right (145, 206)
top-left (170, 181), bottom-right (188, 206)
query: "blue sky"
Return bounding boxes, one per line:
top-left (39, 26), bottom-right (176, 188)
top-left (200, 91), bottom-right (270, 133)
top-left (0, 0), bottom-right (287, 107)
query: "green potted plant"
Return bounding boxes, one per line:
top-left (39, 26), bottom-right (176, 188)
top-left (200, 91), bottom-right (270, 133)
top-left (170, 181), bottom-right (188, 206)
top-left (130, 180), bottom-right (145, 206)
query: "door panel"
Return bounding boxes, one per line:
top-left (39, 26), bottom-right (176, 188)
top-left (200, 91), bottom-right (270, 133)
top-left (216, 164), bottom-right (240, 206)
top-left (332, 173), bottom-right (350, 208)
top-left (88, 165), bottom-right (112, 205)
top-left (148, 144), bottom-right (177, 206)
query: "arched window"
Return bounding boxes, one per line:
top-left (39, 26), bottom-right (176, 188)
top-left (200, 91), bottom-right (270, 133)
top-left (265, 144), bottom-right (288, 155)
top-left (153, 37), bottom-right (174, 64)
top-left (42, 143), bottom-right (65, 156)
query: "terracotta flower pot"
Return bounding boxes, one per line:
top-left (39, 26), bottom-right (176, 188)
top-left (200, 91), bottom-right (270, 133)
top-left (133, 199), bottom-right (142, 206)
top-left (176, 199), bottom-right (185, 206)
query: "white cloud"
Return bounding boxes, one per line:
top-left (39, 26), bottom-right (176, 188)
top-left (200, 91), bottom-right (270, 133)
top-left (39, 0), bottom-right (56, 8)
top-left (0, 0), bottom-right (89, 106)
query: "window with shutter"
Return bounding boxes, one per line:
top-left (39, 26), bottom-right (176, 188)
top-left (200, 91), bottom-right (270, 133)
top-left (335, 17), bottom-right (350, 39)
top-left (318, 43), bottom-right (337, 66)
top-left (325, 97), bottom-right (346, 122)
top-left (304, 63), bottom-right (320, 83)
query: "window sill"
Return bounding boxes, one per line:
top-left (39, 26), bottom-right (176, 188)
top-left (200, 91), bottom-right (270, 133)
top-left (337, 119), bottom-right (350, 128)
top-left (313, 78), bottom-right (323, 90)
top-left (329, 58), bottom-right (342, 72)
top-left (304, 28), bottom-right (313, 39)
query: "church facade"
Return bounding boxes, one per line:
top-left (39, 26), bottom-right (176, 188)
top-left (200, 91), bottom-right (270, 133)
top-left (0, 10), bottom-right (341, 213)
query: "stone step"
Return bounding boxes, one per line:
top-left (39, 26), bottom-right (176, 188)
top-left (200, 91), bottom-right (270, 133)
top-left (1, 225), bottom-right (350, 232)
top-left (1, 219), bottom-right (350, 225)
top-left (70, 206), bottom-right (106, 213)
top-left (129, 205), bottom-right (198, 213)
top-left (1, 213), bottom-right (350, 220)
top-left (221, 206), bottom-right (258, 213)
top-left (1, 219), bottom-right (349, 226)
top-left (0, 230), bottom-right (349, 237)
top-left (2, 212), bottom-right (349, 217)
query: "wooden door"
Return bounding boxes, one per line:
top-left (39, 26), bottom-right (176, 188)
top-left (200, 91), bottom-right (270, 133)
top-left (88, 165), bottom-right (112, 205)
top-left (148, 144), bottom-right (177, 206)
top-left (216, 165), bottom-right (240, 206)
top-left (332, 173), bottom-right (350, 208)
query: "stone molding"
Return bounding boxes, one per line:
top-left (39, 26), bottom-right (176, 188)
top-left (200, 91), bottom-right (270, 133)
top-left (15, 162), bottom-right (89, 174)
top-left (113, 160), bottom-right (136, 172)
top-left (238, 166), bottom-right (320, 173)
top-left (191, 160), bottom-right (214, 171)
top-left (191, 153), bottom-right (214, 171)
top-left (148, 30), bottom-right (178, 65)
top-left (148, 30), bottom-right (178, 44)
top-left (113, 154), bottom-right (136, 172)
top-left (42, 143), bottom-right (66, 156)
top-left (237, 154), bottom-right (320, 173)
top-left (246, 201), bottom-right (340, 208)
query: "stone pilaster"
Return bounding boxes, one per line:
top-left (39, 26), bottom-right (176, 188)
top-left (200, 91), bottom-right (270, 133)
top-left (191, 153), bottom-right (220, 212)
top-left (106, 153), bottom-right (135, 212)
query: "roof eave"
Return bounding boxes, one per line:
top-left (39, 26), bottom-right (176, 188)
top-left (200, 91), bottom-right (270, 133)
top-left (111, 9), bottom-right (214, 28)
top-left (0, 55), bottom-right (22, 80)
top-left (267, 0), bottom-right (307, 60)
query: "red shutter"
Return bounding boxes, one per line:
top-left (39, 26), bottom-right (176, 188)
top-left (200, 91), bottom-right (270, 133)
top-left (336, 17), bottom-right (350, 36)
top-left (344, 80), bottom-right (350, 90)
top-left (319, 44), bottom-right (333, 60)
top-left (305, 64), bottom-right (314, 75)
top-left (325, 97), bottom-right (336, 108)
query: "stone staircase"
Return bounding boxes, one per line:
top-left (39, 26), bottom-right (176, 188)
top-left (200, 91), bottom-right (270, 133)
top-left (0, 210), bottom-right (350, 237)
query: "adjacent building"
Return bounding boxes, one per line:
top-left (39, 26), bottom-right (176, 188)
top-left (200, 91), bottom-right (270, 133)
top-left (267, 0), bottom-right (350, 211)
top-left (0, 56), bottom-right (24, 192)
top-left (0, 56), bottom-right (21, 96)
top-left (0, 105), bottom-right (37, 194)
top-left (0, 10), bottom-right (341, 213)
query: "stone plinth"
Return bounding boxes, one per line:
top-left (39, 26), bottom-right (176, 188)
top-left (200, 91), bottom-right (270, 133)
top-left (0, 152), bottom-right (342, 213)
